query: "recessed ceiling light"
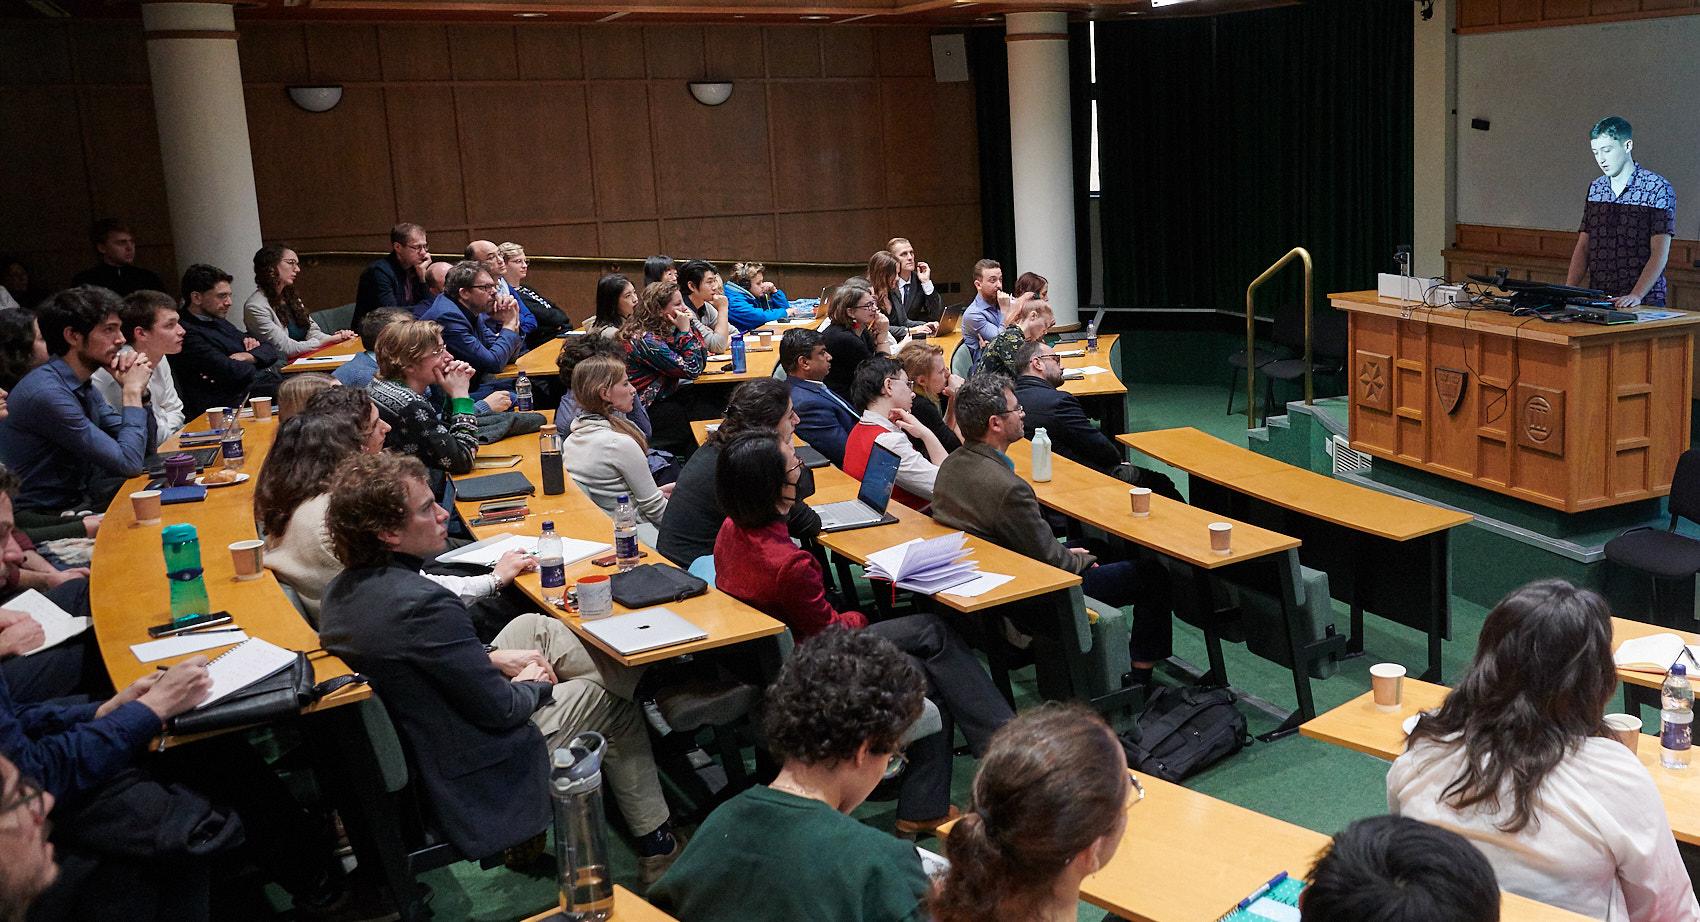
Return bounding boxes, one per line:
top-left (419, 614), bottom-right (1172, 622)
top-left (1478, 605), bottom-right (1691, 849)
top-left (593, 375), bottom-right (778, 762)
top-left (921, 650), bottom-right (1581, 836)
top-left (800, 14), bottom-right (830, 20)
top-left (514, 12), bottom-right (546, 17)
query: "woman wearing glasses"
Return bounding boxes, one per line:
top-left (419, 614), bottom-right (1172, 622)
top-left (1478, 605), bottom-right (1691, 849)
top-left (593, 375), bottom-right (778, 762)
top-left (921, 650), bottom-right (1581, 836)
top-left (821, 279), bottom-right (897, 402)
top-left (843, 355), bottom-right (947, 509)
top-left (650, 629), bottom-right (935, 922)
top-left (711, 434), bottom-right (1013, 839)
top-left (368, 319), bottom-right (480, 491)
top-left (1390, 579), bottom-right (1699, 920)
top-left (242, 245), bottom-right (356, 359)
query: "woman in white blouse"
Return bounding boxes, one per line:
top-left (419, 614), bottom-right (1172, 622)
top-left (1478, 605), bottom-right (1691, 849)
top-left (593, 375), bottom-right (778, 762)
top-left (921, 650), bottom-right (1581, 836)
top-left (1389, 579), bottom-right (1700, 922)
top-left (243, 245), bottom-right (356, 358)
top-left (562, 354), bottom-right (670, 526)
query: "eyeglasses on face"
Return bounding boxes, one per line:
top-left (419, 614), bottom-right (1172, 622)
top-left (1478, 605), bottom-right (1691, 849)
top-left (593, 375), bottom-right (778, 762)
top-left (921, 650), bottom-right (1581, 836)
top-left (0, 775), bottom-right (46, 824)
top-left (469, 283), bottom-right (499, 293)
top-left (404, 242), bottom-right (430, 252)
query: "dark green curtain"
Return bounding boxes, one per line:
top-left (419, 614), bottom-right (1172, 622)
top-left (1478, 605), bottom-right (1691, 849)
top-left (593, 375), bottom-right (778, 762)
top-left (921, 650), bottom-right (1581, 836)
top-left (1096, 0), bottom-right (1413, 313)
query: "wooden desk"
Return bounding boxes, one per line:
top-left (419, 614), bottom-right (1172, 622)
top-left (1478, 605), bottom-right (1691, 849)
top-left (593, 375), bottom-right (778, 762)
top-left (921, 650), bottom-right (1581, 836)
top-left (519, 886), bottom-right (677, 922)
top-left (1121, 426), bottom-right (1471, 683)
top-left (282, 338), bottom-right (362, 374)
top-left (1332, 289), bottom-right (1700, 513)
top-left (513, 338), bottom-right (564, 377)
top-left (1301, 678), bottom-right (1700, 847)
top-left (1613, 616), bottom-right (1700, 692)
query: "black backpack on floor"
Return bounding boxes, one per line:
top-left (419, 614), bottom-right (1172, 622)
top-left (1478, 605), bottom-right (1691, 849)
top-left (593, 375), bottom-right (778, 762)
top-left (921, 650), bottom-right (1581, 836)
top-left (1118, 686), bottom-right (1250, 783)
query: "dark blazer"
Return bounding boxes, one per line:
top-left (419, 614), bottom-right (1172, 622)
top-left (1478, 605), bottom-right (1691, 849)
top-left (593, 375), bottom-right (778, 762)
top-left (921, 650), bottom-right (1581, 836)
top-left (932, 441), bottom-right (1092, 576)
top-left (353, 254), bottom-right (428, 329)
top-left (1014, 374), bottom-right (1122, 473)
top-left (417, 293), bottom-right (524, 382)
top-left (174, 310), bottom-right (281, 419)
top-left (71, 263), bottom-right (166, 298)
top-left (787, 376), bottom-right (858, 468)
top-left (821, 324), bottom-right (876, 402)
top-left (893, 276), bottom-right (941, 326)
top-left (318, 556), bottom-right (553, 859)
top-left (513, 285), bottom-right (570, 348)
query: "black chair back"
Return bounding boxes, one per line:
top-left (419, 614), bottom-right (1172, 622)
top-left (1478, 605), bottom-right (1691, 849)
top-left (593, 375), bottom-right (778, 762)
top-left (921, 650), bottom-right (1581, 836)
top-left (1670, 448), bottom-right (1700, 529)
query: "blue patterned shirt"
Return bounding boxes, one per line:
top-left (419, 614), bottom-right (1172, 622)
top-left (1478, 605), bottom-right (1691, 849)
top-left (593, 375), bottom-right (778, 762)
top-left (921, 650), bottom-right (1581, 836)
top-left (1581, 165), bottom-right (1676, 305)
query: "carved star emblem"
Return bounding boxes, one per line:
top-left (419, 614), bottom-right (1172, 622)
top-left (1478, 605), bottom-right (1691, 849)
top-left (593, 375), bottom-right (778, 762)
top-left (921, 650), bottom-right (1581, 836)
top-left (1359, 363), bottom-right (1384, 402)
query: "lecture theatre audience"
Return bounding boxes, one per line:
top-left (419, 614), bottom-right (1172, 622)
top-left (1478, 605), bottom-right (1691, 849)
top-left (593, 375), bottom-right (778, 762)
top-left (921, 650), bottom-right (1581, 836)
top-left (723, 261), bottom-right (791, 332)
top-left (562, 355), bottom-right (669, 526)
top-left (975, 296), bottom-right (1053, 379)
top-left (174, 263), bottom-right (281, 420)
top-left (352, 222), bottom-right (432, 327)
top-left (960, 258), bottom-right (1011, 364)
top-left (497, 241), bottom-right (570, 347)
top-left (676, 259), bottom-right (732, 353)
top-left (782, 327), bottom-right (858, 467)
top-left (91, 290), bottom-right (186, 449)
top-left (242, 244), bottom-right (354, 359)
top-left (843, 355), bottom-right (947, 509)
top-left (821, 279), bottom-right (896, 401)
top-left (417, 260), bottom-right (524, 399)
top-left (70, 219), bottom-right (165, 297)
top-left (370, 319), bottom-right (479, 490)
top-left (898, 340), bottom-right (962, 453)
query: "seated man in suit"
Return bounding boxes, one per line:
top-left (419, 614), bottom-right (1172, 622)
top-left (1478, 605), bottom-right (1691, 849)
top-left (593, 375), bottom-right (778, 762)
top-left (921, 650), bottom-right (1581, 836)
top-left (932, 374), bottom-right (1173, 687)
top-left (1011, 340), bottom-right (1181, 502)
top-left (781, 328), bottom-right (858, 467)
top-left (464, 240), bottom-right (538, 343)
top-left (316, 452), bottom-right (684, 884)
top-left (887, 236), bottom-right (941, 327)
top-left (417, 260), bottom-right (525, 400)
top-left (70, 218), bottom-right (165, 298)
top-left (353, 222), bottom-right (433, 329)
top-left (173, 263), bottom-right (281, 421)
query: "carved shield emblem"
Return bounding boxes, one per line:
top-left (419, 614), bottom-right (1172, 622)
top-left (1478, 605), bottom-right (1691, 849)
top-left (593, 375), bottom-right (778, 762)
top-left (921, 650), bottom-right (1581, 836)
top-left (1434, 367), bottom-right (1467, 415)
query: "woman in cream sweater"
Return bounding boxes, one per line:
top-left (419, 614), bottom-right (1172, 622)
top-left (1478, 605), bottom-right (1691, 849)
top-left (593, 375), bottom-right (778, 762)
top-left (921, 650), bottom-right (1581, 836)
top-left (242, 244), bottom-right (355, 358)
top-left (562, 354), bottom-right (669, 526)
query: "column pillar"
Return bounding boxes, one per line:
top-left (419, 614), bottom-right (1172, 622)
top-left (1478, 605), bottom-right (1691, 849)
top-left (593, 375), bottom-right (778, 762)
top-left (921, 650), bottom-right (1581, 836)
top-left (142, 2), bottom-right (265, 306)
top-left (1412, 0), bottom-right (1457, 279)
top-left (1005, 11), bottom-right (1080, 326)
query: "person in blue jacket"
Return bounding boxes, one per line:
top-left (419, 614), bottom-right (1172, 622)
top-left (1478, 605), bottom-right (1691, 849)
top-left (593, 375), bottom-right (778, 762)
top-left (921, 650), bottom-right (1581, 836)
top-left (416, 260), bottom-right (524, 400)
top-left (725, 262), bottom-right (794, 332)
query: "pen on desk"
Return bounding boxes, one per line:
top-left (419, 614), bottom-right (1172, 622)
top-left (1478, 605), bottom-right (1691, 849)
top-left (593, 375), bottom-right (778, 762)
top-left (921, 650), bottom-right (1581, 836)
top-left (1236, 871), bottom-right (1289, 910)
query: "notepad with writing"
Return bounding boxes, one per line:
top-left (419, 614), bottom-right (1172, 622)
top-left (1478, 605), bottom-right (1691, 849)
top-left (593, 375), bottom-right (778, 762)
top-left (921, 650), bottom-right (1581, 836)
top-left (197, 638), bottom-right (299, 708)
top-left (1615, 633), bottom-right (1700, 674)
top-left (1216, 875), bottom-right (1305, 922)
top-left (6, 589), bottom-right (90, 656)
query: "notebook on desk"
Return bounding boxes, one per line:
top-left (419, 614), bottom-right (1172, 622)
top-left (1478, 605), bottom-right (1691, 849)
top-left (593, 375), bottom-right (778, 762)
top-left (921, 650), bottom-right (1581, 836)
top-left (816, 443), bottom-right (901, 533)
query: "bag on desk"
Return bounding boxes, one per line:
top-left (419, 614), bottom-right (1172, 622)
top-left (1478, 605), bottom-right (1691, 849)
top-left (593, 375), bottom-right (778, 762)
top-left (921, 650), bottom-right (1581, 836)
top-left (453, 471), bottom-right (535, 501)
top-left (167, 651), bottom-right (318, 736)
top-left (1118, 686), bottom-right (1249, 783)
top-left (610, 563), bottom-right (708, 608)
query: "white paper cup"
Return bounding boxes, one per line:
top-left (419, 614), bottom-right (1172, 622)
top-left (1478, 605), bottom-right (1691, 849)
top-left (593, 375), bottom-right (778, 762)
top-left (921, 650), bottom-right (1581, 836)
top-left (207, 407), bottom-right (228, 430)
top-left (577, 574), bottom-right (613, 620)
top-left (1208, 521), bottom-right (1232, 555)
top-left (230, 539), bottom-right (265, 581)
top-left (1604, 713), bottom-right (1642, 753)
top-left (250, 396), bottom-right (273, 421)
top-left (130, 490), bottom-right (162, 525)
top-left (1129, 487), bottom-right (1152, 517)
top-left (1370, 662), bottom-right (1407, 710)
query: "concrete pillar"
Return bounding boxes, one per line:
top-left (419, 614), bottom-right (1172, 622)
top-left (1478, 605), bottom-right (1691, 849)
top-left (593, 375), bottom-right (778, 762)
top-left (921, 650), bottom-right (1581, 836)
top-left (142, 2), bottom-right (265, 307)
top-left (1412, 0), bottom-right (1457, 279)
top-left (1005, 11), bottom-right (1080, 326)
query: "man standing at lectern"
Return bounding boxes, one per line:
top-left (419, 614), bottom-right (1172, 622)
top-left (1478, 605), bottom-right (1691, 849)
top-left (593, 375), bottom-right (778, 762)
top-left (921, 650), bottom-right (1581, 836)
top-left (1565, 116), bottom-right (1675, 309)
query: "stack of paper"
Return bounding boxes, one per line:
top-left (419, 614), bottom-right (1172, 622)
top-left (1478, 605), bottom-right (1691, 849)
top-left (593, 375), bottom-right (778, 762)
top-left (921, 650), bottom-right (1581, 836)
top-left (6, 589), bottom-right (90, 656)
top-left (1614, 633), bottom-right (1700, 674)
top-left (439, 532), bottom-right (610, 568)
top-left (864, 532), bottom-right (980, 595)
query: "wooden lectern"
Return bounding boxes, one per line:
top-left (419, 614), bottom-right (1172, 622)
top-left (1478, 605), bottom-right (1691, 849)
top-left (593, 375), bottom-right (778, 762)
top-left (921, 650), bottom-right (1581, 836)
top-left (1332, 291), bottom-right (1700, 512)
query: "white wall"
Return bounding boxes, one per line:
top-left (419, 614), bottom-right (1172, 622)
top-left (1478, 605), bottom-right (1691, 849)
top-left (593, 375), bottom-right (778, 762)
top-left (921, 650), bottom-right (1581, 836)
top-left (1456, 16), bottom-right (1700, 232)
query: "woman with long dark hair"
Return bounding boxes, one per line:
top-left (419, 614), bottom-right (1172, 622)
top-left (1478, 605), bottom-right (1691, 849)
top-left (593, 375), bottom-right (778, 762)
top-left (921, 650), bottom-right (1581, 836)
top-left (1391, 579), bottom-right (1698, 920)
top-left (933, 704), bottom-right (1130, 922)
top-left (0, 310), bottom-right (47, 390)
top-left (642, 255), bottom-right (676, 287)
top-left (587, 273), bottom-right (637, 339)
top-left (820, 279), bottom-right (895, 402)
top-left (243, 245), bottom-right (355, 358)
top-left (867, 250), bottom-right (933, 334)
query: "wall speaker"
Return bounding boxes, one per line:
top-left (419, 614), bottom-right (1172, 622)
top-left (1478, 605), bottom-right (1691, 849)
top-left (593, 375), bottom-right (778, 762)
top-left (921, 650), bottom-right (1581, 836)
top-left (931, 34), bottom-right (968, 83)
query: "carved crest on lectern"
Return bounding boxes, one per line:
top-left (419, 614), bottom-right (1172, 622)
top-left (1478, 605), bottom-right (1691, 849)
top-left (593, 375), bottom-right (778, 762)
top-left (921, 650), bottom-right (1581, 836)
top-left (1434, 367), bottom-right (1467, 415)
top-left (1355, 351), bottom-right (1392, 412)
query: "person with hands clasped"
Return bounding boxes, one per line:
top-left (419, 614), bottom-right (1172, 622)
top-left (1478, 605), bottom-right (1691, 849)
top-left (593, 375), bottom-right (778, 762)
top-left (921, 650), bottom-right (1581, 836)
top-left (843, 355), bottom-right (946, 510)
top-left (821, 280), bottom-right (899, 402)
top-left (417, 260), bottom-right (525, 401)
top-left (369, 319), bottom-right (481, 498)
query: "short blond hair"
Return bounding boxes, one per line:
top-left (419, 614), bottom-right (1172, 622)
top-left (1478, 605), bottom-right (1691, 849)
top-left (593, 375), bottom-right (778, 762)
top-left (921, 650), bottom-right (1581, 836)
top-left (897, 340), bottom-right (944, 384)
top-left (497, 242), bottom-right (525, 262)
top-left (376, 319), bottom-right (444, 380)
top-left (885, 237), bottom-right (911, 253)
top-left (730, 262), bottom-right (765, 290)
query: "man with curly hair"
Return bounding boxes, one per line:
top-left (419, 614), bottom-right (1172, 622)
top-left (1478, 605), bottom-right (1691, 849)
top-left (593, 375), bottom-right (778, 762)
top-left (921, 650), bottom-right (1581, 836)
top-left (649, 629), bottom-right (935, 922)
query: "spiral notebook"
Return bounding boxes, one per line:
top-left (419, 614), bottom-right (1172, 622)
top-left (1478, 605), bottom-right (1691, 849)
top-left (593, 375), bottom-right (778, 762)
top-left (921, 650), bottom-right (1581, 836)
top-left (1215, 874), bottom-right (1305, 922)
top-left (196, 637), bottom-right (299, 708)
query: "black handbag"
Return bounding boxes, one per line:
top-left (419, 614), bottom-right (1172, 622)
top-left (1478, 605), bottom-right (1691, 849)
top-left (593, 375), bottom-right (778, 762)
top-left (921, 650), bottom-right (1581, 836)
top-left (610, 563), bottom-right (709, 608)
top-left (167, 651), bottom-right (318, 736)
top-left (1118, 686), bottom-right (1250, 783)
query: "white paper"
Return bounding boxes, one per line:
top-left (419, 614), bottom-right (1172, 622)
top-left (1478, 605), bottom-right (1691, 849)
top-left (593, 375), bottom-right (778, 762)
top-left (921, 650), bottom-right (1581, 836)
top-left (198, 637), bottom-right (297, 707)
top-left (916, 846), bottom-right (950, 880)
top-left (708, 353), bottom-right (732, 362)
top-left (1071, 364), bottom-right (1110, 376)
top-left (289, 355), bottom-right (353, 366)
top-left (1614, 632), bottom-right (1700, 670)
top-left (131, 630), bottom-right (250, 663)
top-left (938, 572), bottom-right (1015, 599)
top-left (5, 589), bottom-right (91, 656)
top-left (865, 532), bottom-right (969, 583)
top-left (437, 532), bottom-right (609, 568)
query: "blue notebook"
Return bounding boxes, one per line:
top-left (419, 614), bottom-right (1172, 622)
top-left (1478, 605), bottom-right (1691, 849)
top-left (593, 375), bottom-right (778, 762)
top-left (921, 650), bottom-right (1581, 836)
top-left (1216, 875), bottom-right (1305, 922)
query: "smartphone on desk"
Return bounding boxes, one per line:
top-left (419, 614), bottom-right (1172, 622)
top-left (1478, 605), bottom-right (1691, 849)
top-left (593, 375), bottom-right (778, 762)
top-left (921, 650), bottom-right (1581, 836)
top-left (591, 551), bottom-right (646, 567)
top-left (146, 612), bottom-right (234, 638)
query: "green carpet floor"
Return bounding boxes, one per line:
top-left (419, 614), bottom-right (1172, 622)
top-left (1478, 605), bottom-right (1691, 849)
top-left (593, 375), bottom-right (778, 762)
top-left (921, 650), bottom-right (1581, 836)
top-left (413, 382), bottom-right (1511, 921)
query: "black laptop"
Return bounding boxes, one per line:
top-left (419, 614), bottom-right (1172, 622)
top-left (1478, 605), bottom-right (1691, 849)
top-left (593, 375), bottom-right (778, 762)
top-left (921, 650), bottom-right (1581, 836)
top-left (1053, 305), bottom-right (1106, 344)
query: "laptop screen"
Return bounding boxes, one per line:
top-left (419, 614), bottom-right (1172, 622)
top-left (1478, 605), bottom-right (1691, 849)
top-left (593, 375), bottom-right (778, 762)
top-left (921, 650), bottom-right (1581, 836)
top-left (857, 442), bottom-right (901, 513)
top-left (1085, 305), bottom-right (1105, 332)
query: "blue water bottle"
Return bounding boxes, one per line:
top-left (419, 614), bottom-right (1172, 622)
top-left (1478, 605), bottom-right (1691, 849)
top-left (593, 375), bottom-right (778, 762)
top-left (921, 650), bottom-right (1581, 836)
top-left (730, 332), bottom-right (746, 374)
top-left (162, 524), bottom-right (211, 622)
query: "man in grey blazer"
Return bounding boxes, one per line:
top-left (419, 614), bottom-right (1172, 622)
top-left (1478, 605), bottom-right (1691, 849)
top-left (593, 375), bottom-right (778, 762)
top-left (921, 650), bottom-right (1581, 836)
top-left (931, 373), bottom-right (1173, 686)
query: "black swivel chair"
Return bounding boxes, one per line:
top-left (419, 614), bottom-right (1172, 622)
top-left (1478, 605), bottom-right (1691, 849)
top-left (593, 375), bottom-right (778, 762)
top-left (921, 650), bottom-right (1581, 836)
top-left (1605, 449), bottom-right (1700, 626)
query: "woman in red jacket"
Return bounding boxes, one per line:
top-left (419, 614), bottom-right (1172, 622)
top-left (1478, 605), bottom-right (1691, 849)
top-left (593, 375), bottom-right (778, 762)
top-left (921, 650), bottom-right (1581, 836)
top-left (711, 433), bottom-right (1012, 838)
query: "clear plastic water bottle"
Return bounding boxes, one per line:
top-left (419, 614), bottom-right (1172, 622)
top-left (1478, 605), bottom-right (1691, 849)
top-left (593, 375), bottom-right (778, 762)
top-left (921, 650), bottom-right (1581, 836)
top-left (514, 371), bottom-right (533, 411)
top-left (539, 520), bottom-right (566, 606)
top-left (540, 425), bottom-right (565, 496)
top-left (1086, 321), bottom-right (1100, 354)
top-left (1031, 427), bottom-right (1053, 482)
top-left (613, 494), bottom-right (640, 572)
top-left (162, 524), bottom-right (210, 621)
top-left (1663, 663), bottom-right (1693, 770)
top-left (730, 331), bottom-right (747, 374)
top-left (220, 419), bottom-right (245, 471)
top-left (552, 734), bottom-right (613, 920)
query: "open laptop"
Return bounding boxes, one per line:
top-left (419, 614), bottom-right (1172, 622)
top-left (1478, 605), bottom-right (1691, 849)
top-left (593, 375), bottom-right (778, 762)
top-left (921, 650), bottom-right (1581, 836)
top-left (934, 303), bottom-right (966, 337)
top-left (580, 607), bottom-right (708, 656)
top-left (1053, 305), bottom-right (1106, 344)
top-left (815, 442), bottom-right (902, 533)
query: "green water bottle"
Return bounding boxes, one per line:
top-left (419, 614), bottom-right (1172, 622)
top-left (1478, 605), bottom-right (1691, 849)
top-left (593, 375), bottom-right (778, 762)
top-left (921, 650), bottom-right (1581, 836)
top-left (162, 523), bottom-right (210, 622)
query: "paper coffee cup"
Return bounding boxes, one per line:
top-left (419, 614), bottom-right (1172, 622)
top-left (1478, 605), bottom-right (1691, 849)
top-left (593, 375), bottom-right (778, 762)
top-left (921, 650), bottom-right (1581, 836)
top-left (1604, 713), bottom-right (1642, 753)
top-left (1129, 487), bottom-right (1152, 517)
top-left (759, 330), bottom-right (773, 349)
top-left (1370, 662), bottom-right (1406, 710)
top-left (251, 396), bottom-right (273, 421)
top-left (1208, 521), bottom-right (1232, 555)
top-left (131, 490), bottom-right (162, 525)
top-left (230, 539), bottom-right (265, 581)
top-left (577, 574), bottom-right (613, 620)
top-left (207, 407), bottom-right (227, 430)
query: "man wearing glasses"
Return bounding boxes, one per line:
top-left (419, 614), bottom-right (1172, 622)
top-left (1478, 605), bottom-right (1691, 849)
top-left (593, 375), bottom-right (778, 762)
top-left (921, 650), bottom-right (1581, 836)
top-left (354, 222), bottom-right (434, 328)
top-left (0, 753), bottom-right (55, 919)
top-left (417, 260), bottom-right (525, 400)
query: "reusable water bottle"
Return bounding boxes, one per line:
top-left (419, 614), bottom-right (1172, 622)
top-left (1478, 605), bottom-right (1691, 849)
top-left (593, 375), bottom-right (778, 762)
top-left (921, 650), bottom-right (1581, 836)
top-left (552, 733), bottom-right (614, 921)
top-left (162, 524), bottom-right (211, 622)
top-left (1663, 664), bottom-right (1693, 770)
top-left (730, 332), bottom-right (747, 374)
top-left (1032, 427), bottom-right (1053, 482)
top-left (613, 495), bottom-right (640, 572)
top-left (515, 371), bottom-right (533, 411)
top-left (540, 425), bottom-right (565, 496)
top-left (539, 521), bottom-right (566, 607)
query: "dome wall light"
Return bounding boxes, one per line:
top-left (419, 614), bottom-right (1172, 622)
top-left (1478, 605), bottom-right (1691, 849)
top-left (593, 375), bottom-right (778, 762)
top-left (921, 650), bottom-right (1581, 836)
top-left (287, 85), bottom-right (344, 113)
top-left (688, 81), bottom-right (734, 107)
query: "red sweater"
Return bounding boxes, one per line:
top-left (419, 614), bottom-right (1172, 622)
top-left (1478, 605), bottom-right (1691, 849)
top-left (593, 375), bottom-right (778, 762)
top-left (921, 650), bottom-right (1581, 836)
top-left (844, 421), bottom-right (927, 511)
top-left (713, 518), bottom-right (867, 641)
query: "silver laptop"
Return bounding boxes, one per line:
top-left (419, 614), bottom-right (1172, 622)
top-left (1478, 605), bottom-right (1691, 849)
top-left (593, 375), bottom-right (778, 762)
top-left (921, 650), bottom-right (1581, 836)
top-left (580, 607), bottom-right (707, 656)
top-left (816, 442), bottom-right (902, 533)
top-left (1054, 305), bottom-right (1106, 343)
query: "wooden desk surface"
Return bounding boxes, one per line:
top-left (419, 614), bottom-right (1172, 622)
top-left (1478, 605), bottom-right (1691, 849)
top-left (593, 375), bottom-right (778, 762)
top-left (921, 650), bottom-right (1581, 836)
top-left (282, 338), bottom-right (362, 373)
top-left (1301, 678), bottom-right (1700, 847)
top-left (455, 415), bottom-right (785, 666)
top-left (89, 415), bottom-right (368, 736)
top-left (1120, 427), bottom-right (1472, 542)
top-left (1613, 617), bottom-right (1700, 691)
top-left (1004, 440), bottom-right (1302, 570)
top-left (1076, 769), bottom-right (1585, 922)
top-left (1330, 290), bottom-right (1700, 347)
top-left (519, 885), bottom-right (677, 922)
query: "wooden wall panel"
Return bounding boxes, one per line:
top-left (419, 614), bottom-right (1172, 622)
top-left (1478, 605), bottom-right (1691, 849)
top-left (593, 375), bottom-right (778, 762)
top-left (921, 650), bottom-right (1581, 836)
top-left (516, 26), bottom-right (583, 80)
top-left (248, 85), bottom-right (396, 239)
top-left (0, 88), bottom-right (90, 255)
top-left (1458, 0), bottom-right (1700, 30)
top-left (240, 25), bottom-right (309, 85)
top-left (378, 25), bottom-right (452, 81)
top-left (598, 220), bottom-right (663, 258)
top-left (72, 22), bottom-right (151, 84)
top-left (648, 78), bottom-right (773, 215)
top-left (449, 25), bottom-right (520, 81)
top-left (770, 80), bottom-right (886, 211)
top-left (587, 82), bottom-right (659, 220)
top-left (479, 222), bottom-right (600, 257)
top-left (306, 25), bottom-right (383, 83)
top-left (662, 215), bottom-right (778, 261)
top-left (0, 23), bottom-right (72, 85)
top-left (705, 27), bottom-right (765, 79)
top-left (79, 86), bottom-right (172, 243)
top-left (880, 78), bottom-right (980, 206)
top-left (775, 208), bottom-right (888, 264)
top-left (876, 28), bottom-right (935, 77)
top-left (764, 28), bottom-right (821, 78)
top-left (643, 26), bottom-right (706, 80)
top-left (384, 89), bottom-right (469, 230)
top-left (582, 26), bottom-right (646, 79)
top-left (455, 84), bottom-right (595, 226)
top-left (823, 27), bottom-right (878, 77)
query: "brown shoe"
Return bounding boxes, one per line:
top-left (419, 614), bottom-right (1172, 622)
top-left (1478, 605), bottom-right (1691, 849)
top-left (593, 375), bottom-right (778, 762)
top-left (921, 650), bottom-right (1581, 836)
top-left (637, 829), bottom-right (689, 889)
top-left (894, 805), bottom-right (962, 840)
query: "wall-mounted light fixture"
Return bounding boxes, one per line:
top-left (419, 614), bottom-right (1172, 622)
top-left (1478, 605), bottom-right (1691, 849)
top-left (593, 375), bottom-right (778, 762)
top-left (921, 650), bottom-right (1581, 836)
top-left (286, 85), bottom-right (344, 113)
top-left (687, 81), bottom-right (734, 107)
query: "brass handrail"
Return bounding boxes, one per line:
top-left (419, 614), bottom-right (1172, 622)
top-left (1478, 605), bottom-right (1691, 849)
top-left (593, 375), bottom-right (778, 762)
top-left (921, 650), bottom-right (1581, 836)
top-left (1244, 247), bottom-right (1313, 429)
